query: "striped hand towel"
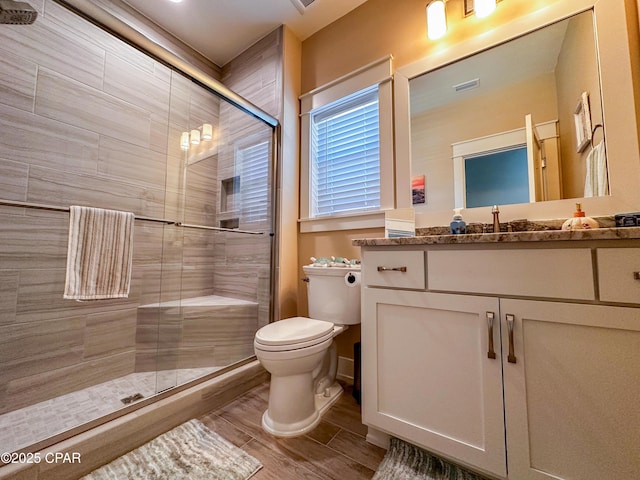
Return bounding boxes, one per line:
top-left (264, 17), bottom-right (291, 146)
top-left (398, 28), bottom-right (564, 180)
top-left (64, 206), bottom-right (135, 300)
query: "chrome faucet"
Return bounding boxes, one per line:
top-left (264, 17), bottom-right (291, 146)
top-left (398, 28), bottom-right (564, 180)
top-left (492, 205), bottom-right (500, 233)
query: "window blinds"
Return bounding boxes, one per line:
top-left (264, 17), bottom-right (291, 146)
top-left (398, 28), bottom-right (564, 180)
top-left (311, 88), bottom-right (380, 217)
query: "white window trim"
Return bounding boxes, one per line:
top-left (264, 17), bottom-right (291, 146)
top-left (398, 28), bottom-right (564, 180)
top-left (299, 55), bottom-right (394, 233)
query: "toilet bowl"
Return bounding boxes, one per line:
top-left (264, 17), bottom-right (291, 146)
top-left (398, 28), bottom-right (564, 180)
top-left (254, 264), bottom-right (361, 437)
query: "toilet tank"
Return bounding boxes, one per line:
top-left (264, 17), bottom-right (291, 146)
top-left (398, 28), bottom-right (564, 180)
top-left (303, 265), bottom-right (361, 325)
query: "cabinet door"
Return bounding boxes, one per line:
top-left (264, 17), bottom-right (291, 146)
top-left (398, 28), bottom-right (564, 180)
top-left (501, 299), bottom-right (640, 480)
top-left (362, 288), bottom-right (506, 478)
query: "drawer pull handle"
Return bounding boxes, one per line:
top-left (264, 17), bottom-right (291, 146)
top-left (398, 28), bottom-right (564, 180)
top-left (486, 312), bottom-right (496, 359)
top-left (377, 266), bottom-right (407, 272)
top-left (634, 272), bottom-right (640, 280)
top-left (506, 314), bottom-right (517, 364)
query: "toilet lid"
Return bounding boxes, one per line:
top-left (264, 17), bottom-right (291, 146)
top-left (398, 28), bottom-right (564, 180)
top-left (255, 316), bottom-right (334, 346)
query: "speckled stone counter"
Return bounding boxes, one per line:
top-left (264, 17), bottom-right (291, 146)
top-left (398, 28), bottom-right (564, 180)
top-left (352, 226), bottom-right (640, 246)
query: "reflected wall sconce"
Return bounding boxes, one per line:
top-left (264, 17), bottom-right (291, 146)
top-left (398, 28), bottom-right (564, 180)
top-left (180, 131), bottom-right (190, 151)
top-left (468, 0), bottom-right (496, 18)
top-left (426, 0), bottom-right (447, 40)
top-left (190, 129), bottom-right (201, 145)
top-left (427, 0), bottom-right (499, 40)
top-left (202, 123), bottom-right (213, 141)
top-left (181, 123), bottom-right (214, 151)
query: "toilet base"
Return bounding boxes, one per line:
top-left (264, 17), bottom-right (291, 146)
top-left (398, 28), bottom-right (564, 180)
top-left (261, 382), bottom-right (343, 437)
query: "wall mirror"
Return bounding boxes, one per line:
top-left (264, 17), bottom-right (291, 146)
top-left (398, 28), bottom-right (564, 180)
top-left (394, 0), bottom-right (640, 225)
top-left (411, 10), bottom-right (604, 211)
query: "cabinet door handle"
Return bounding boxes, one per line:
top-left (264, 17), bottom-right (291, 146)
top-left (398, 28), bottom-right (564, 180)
top-left (486, 311), bottom-right (496, 359)
top-left (377, 266), bottom-right (407, 272)
top-left (634, 272), bottom-right (640, 280)
top-left (506, 314), bottom-right (517, 364)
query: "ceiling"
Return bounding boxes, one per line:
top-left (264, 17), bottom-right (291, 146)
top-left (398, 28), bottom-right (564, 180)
top-left (122, 0), bottom-right (369, 66)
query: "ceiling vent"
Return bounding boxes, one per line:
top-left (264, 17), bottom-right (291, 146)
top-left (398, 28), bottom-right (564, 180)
top-left (453, 78), bottom-right (480, 92)
top-left (289, 0), bottom-right (317, 14)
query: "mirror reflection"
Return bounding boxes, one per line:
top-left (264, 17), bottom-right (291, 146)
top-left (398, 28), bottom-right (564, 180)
top-left (409, 10), bottom-right (607, 211)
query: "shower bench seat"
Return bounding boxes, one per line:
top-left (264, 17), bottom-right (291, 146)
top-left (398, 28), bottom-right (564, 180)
top-left (135, 295), bottom-right (260, 372)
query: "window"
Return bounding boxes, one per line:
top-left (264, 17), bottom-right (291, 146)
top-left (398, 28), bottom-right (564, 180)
top-left (310, 87), bottom-right (380, 217)
top-left (236, 140), bottom-right (270, 224)
top-left (299, 56), bottom-right (394, 232)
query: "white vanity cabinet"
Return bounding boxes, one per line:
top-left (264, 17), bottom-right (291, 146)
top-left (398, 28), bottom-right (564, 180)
top-left (359, 242), bottom-right (640, 480)
top-left (361, 287), bottom-right (507, 477)
top-left (500, 298), bottom-right (640, 480)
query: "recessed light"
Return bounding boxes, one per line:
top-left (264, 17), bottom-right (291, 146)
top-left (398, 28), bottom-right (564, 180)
top-left (168, 0), bottom-right (183, 3)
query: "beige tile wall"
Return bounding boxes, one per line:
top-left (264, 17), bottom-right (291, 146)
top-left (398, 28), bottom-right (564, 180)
top-left (0, 0), bottom-right (279, 417)
top-left (220, 27), bottom-right (283, 328)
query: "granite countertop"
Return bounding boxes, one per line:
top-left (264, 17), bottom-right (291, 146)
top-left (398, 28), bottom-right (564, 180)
top-left (353, 226), bottom-right (640, 246)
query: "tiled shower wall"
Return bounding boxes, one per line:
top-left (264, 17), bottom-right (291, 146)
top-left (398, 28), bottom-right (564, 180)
top-left (0, 0), bottom-right (277, 415)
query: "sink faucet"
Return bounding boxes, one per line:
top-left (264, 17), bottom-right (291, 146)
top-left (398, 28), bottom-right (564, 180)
top-left (492, 205), bottom-right (500, 233)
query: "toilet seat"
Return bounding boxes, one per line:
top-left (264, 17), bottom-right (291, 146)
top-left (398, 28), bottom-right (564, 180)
top-left (254, 316), bottom-right (334, 352)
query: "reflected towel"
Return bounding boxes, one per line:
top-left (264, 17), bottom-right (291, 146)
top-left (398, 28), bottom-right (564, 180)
top-left (64, 206), bottom-right (135, 300)
top-left (584, 140), bottom-right (608, 197)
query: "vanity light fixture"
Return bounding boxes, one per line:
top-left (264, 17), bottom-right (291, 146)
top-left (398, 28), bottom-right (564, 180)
top-left (429, 0), bottom-right (499, 40)
top-left (473, 0), bottom-right (496, 18)
top-left (426, 0), bottom-right (447, 40)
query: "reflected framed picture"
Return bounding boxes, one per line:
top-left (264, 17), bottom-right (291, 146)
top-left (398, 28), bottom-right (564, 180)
top-left (412, 175), bottom-right (426, 204)
top-left (573, 91), bottom-right (592, 153)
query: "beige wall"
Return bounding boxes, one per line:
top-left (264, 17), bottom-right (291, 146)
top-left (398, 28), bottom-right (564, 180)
top-left (277, 27), bottom-right (302, 320)
top-left (301, 0), bottom-right (567, 93)
top-left (556, 12), bottom-right (604, 198)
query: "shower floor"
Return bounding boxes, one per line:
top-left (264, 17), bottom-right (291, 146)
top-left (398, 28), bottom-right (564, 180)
top-left (0, 366), bottom-right (222, 454)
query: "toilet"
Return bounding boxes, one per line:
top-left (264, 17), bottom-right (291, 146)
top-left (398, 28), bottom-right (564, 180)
top-left (254, 264), bottom-right (361, 437)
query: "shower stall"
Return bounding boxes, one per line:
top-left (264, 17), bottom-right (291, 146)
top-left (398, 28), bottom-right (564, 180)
top-left (0, 0), bottom-right (278, 455)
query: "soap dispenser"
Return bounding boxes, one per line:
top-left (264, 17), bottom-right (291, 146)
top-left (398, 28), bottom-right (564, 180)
top-left (450, 209), bottom-right (467, 234)
top-left (562, 203), bottom-right (599, 230)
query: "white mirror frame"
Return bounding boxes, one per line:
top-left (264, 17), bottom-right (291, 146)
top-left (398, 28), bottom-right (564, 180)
top-left (394, 0), bottom-right (640, 226)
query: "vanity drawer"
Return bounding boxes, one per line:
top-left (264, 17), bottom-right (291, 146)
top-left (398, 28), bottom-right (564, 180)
top-left (363, 250), bottom-right (425, 289)
top-left (597, 248), bottom-right (640, 304)
top-left (428, 248), bottom-right (595, 300)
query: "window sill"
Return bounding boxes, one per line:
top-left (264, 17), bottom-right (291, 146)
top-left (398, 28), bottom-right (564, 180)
top-left (299, 210), bottom-right (385, 233)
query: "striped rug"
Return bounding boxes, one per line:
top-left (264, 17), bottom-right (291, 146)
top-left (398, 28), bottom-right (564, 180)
top-left (82, 419), bottom-right (262, 480)
top-left (373, 437), bottom-right (489, 480)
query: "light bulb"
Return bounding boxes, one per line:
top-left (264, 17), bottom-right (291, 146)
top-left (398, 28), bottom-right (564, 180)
top-left (474, 0), bottom-right (496, 19)
top-left (426, 1), bottom-right (447, 40)
top-left (190, 129), bottom-right (200, 145)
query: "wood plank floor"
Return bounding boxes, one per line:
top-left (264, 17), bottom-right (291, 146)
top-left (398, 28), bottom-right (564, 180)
top-left (198, 381), bottom-right (387, 479)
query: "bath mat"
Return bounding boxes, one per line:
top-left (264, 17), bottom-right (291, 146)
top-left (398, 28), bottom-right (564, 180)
top-left (372, 437), bottom-right (489, 480)
top-left (81, 419), bottom-right (262, 480)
